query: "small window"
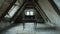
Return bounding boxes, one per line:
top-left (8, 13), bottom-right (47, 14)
top-left (25, 9), bottom-right (34, 16)
top-left (5, 5), bottom-right (19, 18)
top-left (4, 1), bottom-right (20, 19)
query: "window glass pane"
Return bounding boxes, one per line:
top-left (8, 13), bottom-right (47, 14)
top-left (26, 11), bottom-right (30, 15)
top-left (25, 9), bottom-right (35, 16)
top-left (30, 11), bottom-right (34, 15)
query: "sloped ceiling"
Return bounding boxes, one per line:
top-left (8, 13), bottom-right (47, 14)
top-left (0, 0), bottom-right (60, 27)
top-left (53, 0), bottom-right (60, 10)
top-left (0, 0), bottom-right (23, 18)
top-left (37, 0), bottom-right (60, 27)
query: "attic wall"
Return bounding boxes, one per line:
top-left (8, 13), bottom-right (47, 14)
top-left (0, 0), bottom-right (4, 7)
top-left (54, 0), bottom-right (60, 10)
top-left (0, 0), bottom-right (15, 18)
top-left (38, 0), bottom-right (60, 27)
top-left (0, 0), bottom-right (24, 30)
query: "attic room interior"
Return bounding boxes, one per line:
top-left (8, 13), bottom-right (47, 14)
top-left (0, 0), bottom-right (60, 34)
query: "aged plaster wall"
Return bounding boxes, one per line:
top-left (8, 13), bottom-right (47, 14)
top-left (38, 0), bottom-right (60, 27)
top-left (0, 0), bottom-right (5, 7)
top-left (54, 0), bottom-right (60, 10)
top-left (0, 0), bottom-right (14, 17)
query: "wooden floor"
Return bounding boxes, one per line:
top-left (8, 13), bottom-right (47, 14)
top-left (1, 23), bottom-right (60, 34)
